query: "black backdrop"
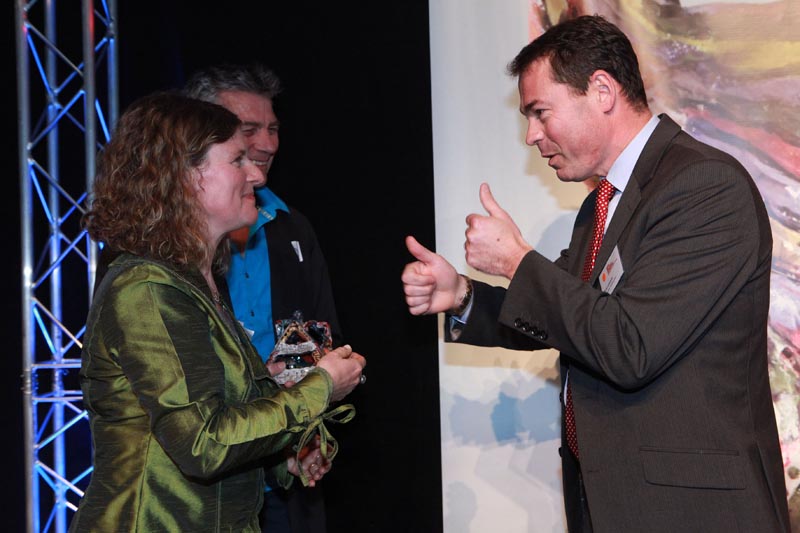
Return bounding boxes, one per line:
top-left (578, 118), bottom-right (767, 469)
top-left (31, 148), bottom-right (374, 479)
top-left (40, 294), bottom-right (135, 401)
top-left (5, 1), bottom-right (442, 531)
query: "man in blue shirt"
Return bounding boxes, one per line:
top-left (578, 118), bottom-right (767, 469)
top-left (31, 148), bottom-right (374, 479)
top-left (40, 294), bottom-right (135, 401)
top-left (186, 63), bottom-right (341, 533)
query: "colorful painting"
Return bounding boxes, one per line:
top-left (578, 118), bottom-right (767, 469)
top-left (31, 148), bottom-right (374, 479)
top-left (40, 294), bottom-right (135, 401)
top-left (529, 0), bottom-right (800, 525)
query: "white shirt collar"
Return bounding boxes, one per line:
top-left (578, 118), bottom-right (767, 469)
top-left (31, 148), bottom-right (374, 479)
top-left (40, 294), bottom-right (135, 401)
top-left (604, 114), bottom-right (660, 194)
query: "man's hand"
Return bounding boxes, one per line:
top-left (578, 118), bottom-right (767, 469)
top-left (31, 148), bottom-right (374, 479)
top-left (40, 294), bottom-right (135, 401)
top-left (401, 236), bottom-right (465, 315)
top-left (465, 183), bottom-right (532, 279)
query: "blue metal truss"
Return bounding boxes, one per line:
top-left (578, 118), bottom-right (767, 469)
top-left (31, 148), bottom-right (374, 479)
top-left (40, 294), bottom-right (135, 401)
top-left (15, 1), bottom-right (118, 531)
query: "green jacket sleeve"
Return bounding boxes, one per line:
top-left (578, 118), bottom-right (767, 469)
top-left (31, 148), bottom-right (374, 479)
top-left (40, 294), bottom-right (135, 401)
top-left (96, 267), bottom-right (333, 480)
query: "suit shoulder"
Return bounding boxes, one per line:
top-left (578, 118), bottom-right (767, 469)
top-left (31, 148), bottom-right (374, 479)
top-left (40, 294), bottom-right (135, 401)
top-left (282, 206), bottom-right (314, 227)
top-left (270, 206), bottom-right (320, 239)
top-left (635, 130), bottom-right (754, 203)
top-left (665, 131), bottom-right (748, 175)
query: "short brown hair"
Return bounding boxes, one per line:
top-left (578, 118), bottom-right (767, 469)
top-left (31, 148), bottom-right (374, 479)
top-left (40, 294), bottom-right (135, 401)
top-left (508, 15), bottom-right (648, 111)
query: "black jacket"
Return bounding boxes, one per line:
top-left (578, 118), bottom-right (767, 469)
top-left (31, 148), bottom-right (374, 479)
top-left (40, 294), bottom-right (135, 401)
top-left (251, 206), bottom-right (342, 348)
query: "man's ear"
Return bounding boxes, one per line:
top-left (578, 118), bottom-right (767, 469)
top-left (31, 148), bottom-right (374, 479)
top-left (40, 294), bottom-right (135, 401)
top-left (590, 70), bottom-right (617, 113)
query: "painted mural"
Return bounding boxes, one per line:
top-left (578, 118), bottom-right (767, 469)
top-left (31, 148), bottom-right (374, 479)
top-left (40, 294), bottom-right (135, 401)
top-left (529, 0), bottom-right (800, 525)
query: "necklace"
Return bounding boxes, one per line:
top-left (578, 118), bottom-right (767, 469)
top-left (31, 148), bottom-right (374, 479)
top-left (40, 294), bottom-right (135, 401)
top-left (211, 290), bottom-right (223, 305)
top-left (209, 289), bottom-right (243, 347)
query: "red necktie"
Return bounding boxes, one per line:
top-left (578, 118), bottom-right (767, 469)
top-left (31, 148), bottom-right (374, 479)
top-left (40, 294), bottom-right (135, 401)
top-left (566, 178), bottom-right (615, 460)
top-left (581, 179), bottom-right (616, 282)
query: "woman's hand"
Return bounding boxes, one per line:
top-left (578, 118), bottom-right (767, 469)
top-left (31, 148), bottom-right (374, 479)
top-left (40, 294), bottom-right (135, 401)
top-left (286, 435), bottom-right (332, 487)
top-left (265, 359), bottom-right (286, 378)
top-left (316, 345), bottom-right (366, 402)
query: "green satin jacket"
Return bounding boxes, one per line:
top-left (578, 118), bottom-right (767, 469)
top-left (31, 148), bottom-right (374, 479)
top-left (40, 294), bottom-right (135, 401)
top-left (69, 254), bottom-right (334, 532)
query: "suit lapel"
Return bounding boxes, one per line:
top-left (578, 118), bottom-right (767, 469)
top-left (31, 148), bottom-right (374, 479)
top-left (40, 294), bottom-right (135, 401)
top-left (568, 193), bottom-right (596, 277)
top-left (588, 114), bottom-right (682, 285)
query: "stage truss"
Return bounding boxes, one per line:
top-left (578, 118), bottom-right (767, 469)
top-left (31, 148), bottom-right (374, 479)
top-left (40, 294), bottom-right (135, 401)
top-left (15, 1), bottom-right (118, 531)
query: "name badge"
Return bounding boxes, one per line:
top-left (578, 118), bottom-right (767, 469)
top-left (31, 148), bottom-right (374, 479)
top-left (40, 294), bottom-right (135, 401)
top-left (599, 246), bottom-right (623, 294)
top-left (291, 240), bottom-right (304, 262)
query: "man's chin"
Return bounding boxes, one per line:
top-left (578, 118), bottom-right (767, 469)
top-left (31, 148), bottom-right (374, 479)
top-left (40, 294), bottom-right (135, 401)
top-left (554, 168), bottom-right (591, 183)
top-left (554, 169), bottom-right (575, 182)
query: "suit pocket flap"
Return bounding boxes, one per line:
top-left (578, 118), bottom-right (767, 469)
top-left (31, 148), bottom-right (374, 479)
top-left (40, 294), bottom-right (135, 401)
top-left (640, 446), bottom-right (745, 490)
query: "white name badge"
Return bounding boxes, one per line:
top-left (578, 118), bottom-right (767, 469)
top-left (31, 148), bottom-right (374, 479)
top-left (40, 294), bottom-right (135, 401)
top-left (599, 245), bottom-right (624, 294)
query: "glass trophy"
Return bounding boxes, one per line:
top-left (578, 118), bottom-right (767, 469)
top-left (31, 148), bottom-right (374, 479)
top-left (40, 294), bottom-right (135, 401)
top-left (268, 310), bottom-right (332, 385)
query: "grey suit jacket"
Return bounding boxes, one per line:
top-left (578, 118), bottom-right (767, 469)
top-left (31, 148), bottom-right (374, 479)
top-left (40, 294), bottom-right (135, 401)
top-left (451, 115), bottom-right (790, 532)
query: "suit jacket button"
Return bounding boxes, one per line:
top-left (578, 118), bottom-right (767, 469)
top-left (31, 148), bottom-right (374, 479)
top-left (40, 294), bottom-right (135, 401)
top-left (558, 446), bottom-right (563, 457)
top-left (514, 318), bottom-right (523, 329)
top-left (537, 331), bottom-right (548, 340)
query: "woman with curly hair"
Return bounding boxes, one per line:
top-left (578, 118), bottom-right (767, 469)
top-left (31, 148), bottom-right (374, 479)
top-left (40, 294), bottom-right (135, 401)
top-left (69, 92), bottom-right (365, 532)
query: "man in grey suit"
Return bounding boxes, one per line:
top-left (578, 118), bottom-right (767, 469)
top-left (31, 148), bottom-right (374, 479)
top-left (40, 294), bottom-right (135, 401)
top-left (401, 15), bottom-right (789, 532)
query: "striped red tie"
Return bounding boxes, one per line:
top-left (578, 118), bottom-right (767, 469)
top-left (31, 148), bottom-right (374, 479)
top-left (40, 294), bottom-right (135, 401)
top-left (566, 178), bottom-right (615, 459)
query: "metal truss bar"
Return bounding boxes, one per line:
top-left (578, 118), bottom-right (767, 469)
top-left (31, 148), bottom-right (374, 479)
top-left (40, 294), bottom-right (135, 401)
top-left (71, 467), bottom-right (93, 488)
top-left (33, 393), bottom-right (84, 401)
top-left (27, 23), bottom-right (113, 101)
top-left (28, 90), bottom-right (85, 148)
top-left (30, 229), bottom-right (91, 288)
top-left (41, 507), bottom-right (57, 533)
top-left (25, 24), bottom-right (83, 78)
top-left (32, 306), bottom-right (56, 355)
top-left (94, 98), bottom-right (111, 143)
top-left (18, 1), bottom-right (118, 530)
top-left (17, 2), bottom-right (38, 530)
top-left (36, 462), bottom-right (84, 503)
top-left (32, 362), bottom-right (83, 370)
top-left (31, 304), bottom-right (83, 355)
top-left (34, 406), bottom-right (83, 449)
top-left (37, 410), bottom-right (89, 451)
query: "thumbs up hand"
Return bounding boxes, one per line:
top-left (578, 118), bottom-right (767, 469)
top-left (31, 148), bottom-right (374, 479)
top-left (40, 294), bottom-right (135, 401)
top-left (465, 183), bottom-right (533, 279)
top-left (401, 236), bottom-right (466, 315)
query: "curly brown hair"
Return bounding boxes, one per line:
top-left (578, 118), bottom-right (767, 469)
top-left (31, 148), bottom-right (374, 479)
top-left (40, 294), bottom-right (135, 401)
top-left (83, 91), bottom-right (240, 271)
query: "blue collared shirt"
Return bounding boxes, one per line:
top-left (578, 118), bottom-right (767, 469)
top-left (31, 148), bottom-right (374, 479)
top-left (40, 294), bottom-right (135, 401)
top-left (603, 114), bottom-right (660, 230)
top-left (227, 187), bottom-right (288, 362)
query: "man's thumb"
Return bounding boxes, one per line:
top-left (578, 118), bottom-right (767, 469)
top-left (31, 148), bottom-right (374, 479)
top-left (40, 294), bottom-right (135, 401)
top-left (479, 183), bottom-right (510, 219)
top-left (405, 235), bottom-right (436, 263)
